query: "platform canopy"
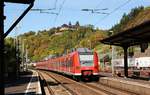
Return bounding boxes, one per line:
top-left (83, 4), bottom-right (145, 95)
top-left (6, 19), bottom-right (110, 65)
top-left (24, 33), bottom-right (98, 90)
top-left (4, 0), bottom-right (34, 4)
top-left (101, 20), bottom-right (150, 47)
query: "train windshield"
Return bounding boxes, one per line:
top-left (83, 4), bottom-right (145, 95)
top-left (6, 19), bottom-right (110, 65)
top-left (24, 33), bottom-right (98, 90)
top-left (79, 54), bottom-right (94, 66)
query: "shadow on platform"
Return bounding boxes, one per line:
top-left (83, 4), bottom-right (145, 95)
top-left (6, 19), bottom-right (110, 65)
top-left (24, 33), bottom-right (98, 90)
top-left (5, 71), bottom-right (39, 95)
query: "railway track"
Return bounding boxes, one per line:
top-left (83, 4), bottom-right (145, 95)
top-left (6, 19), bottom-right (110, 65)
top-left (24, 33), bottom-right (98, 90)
top-left (37, 71), bottom-right (55, 95)
top-left (37, 70), bottom-right (77, 95)
top-left (37, 70), bottom-right (139, 95)
top-left (43, 71), bottom-right (78, 95)
top-left (42, 70), bottom-right (111, 95)
top-left (42, 70), bottom-right (135, 95)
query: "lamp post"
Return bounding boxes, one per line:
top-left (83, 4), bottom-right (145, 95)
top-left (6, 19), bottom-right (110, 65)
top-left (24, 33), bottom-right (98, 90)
top-left (21, 39), bottom-right (25, 72)
top-left (25, 47), bottom-right (28, 71)
top-left (21, 38), bottom-right (28, 72)
top-left (110, 31), bottom-right (115, 76)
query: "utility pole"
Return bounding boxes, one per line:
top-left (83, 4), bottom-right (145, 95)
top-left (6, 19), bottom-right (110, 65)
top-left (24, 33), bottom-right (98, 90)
top-left (22, 39), bottom-right (28, 71)
top-left (18, 37), bottom-right (22, 72)
top-left (22, 39), bottom-right (25, 72)
top-left (0, 0), bottom-right (5, 94)
top-left (25, 48), bottom-right (28, 71)
top-left (15, 37), bottom-right (20, 78)
top-left (14, 25), bottom-right (20, 78)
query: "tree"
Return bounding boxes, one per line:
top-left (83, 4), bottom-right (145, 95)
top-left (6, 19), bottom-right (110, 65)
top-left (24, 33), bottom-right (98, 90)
top-left (111, 6), bottom-right (144, 33)
top-left (75, 21), bottom-right (80, 27)
top-left (21, 31), bottom-right (36, 37)
top-left (69, 21), bottom-right (72, 26)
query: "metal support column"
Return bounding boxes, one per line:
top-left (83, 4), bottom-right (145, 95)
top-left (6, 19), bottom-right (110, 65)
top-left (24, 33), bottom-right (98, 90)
top-left (4, 3), bottom-right (34, 38)
top-left (123, 46), bottom-right (128, 77)
top-left (0, 0), bottom-right (4, 94)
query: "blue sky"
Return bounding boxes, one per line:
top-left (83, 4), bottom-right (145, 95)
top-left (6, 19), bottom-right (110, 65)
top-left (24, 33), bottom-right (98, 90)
top-left (4, 0), bottom-right (150, 37)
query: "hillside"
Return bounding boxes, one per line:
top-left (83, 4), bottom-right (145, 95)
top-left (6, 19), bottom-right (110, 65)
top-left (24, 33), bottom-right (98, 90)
top-left (111, 6), bottom-right (150, 34)
top-left (19, 24), bottom-right (107, 61)
top-left (123, 7), bottom-right (150, 31)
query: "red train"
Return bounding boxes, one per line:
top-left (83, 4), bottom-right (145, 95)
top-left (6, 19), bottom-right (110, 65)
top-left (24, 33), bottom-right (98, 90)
top-left (36, 48), bottom-right (99, 81)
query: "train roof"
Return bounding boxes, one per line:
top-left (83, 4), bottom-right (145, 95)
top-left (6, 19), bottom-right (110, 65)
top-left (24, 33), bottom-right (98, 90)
top-left (43, 48), bottom-right (93, 61)
top-left (76, 48), bottom-right (92, 53)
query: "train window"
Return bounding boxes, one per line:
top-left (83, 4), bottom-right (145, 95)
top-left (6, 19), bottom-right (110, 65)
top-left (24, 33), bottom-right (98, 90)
top-left (79, 54), bottom-right (94, 66)
top-left (69, 58), bottom-right (73, 66)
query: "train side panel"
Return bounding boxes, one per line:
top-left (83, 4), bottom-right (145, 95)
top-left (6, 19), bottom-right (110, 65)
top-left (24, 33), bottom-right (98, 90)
top-left (73, 52), bottom-right (81, 76)
top-left (36, 50), bottom-right (100, 81)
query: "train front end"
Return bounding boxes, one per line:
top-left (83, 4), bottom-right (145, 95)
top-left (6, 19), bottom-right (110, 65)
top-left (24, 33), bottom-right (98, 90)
top-left (73, 48), bottom-right (99, 81)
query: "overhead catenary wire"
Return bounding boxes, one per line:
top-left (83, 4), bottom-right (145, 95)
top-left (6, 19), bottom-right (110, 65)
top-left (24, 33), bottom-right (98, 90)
top-left (53, 0), bottom-right (66, 26)
top-left (54, 0), bottom-right (58, 9)
top-left (30, 0), bottom-right (58, 13)
top-left (81, 0), bottom-right (108, 15)
top-left (94, 0), bottom-right (132, 26)
top-left (94, 0), bottom-right (104, 9)
top-left (40, 10), bottom-right (58, 15)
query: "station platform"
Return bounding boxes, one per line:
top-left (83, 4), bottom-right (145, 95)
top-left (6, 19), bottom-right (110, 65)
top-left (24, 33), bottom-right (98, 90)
top-left (5, 70), bottom-right (42, 95)
top-left (99, 77), bottom-right (150, 95)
